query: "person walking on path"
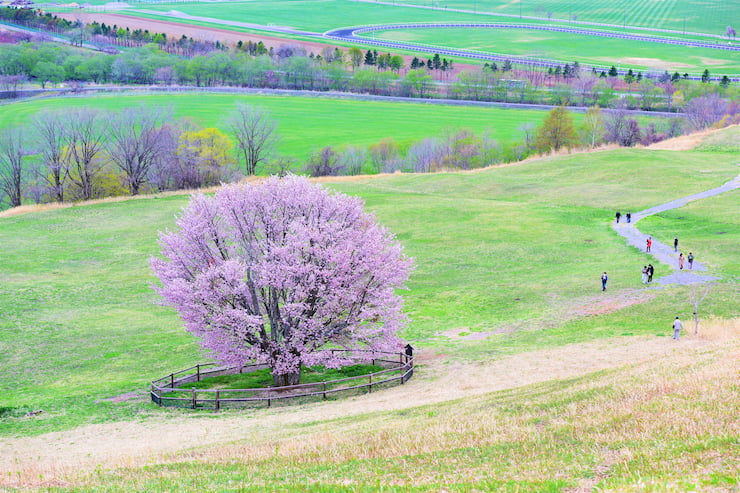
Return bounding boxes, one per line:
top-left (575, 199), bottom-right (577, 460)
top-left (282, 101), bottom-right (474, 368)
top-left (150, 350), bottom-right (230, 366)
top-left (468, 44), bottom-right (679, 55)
top-left (672, 316), bottom-right (683, 340)
top-left (688, 252), bottom-right (694, 269)
top-left (601, 272), bottom-right (608, 291)
top-left (647, 264), bottom-right (654, 282)
top-left (626, 211), bottom-right (631, 223)
top-left (641, 266), bottom-right (648, 284)
top-left (615, 211), bottom-right (621, 223)
top-left (646, 236), bottom-right (652, 252)
top-left (674, 237), bottom-right (679, 252)
top-left (678, 252), bottom-right (685, 269)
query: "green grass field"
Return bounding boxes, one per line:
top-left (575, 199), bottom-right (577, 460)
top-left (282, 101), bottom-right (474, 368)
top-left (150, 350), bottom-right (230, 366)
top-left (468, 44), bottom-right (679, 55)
top-left (373, 26), bottom-right (740, 73)
top-left (395, 0), bottom-right (739, 36)
top-left (121, 0), bottom-right (482, 32)
top-left (1, 129), bottom-right (738, 435)
top-left (1, 126), bottom-right (738, 490)
top-left (107, 0), bottom-right (738, 37)
top-left (0, 93), bottom-right (577, 162)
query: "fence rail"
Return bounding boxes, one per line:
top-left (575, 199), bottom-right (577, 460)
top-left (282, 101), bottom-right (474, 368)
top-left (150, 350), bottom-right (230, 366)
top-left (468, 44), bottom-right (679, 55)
top-left (151, 349), bottom-right (414, 410)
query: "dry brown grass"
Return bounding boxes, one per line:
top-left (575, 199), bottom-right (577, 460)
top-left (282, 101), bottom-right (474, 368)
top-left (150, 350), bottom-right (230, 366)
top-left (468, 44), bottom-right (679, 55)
top-left (2, 330), bottom-right (738, 490)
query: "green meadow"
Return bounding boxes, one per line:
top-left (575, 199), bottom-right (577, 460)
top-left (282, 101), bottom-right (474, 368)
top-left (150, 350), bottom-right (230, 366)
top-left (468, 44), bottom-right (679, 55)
top-left (109, 0), bottom-right (738, 37)
top-left (118, 0), bottom-right (479, 33)
top-left (374, 26), bottom-right (740, 73)
top-left (399, 0), bottom-right (739, 35)
top-left (0, 93), bottom-right (578, 161)
top-left (1, 129), bottom-right (738, 437)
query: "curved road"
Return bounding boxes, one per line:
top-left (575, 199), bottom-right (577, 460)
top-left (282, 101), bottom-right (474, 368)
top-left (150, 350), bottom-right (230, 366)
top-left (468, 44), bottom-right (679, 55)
top-left (612, 174), bottom-right (740, 285)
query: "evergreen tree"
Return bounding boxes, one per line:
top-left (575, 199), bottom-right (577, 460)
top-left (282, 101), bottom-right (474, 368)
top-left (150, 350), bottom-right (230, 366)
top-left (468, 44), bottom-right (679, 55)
top-left (364, 49), bottom-right (375, 66)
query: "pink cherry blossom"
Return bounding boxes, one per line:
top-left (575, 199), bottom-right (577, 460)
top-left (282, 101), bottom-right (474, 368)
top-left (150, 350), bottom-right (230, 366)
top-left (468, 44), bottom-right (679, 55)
top-left (151, 175), bottom-right (413, 385)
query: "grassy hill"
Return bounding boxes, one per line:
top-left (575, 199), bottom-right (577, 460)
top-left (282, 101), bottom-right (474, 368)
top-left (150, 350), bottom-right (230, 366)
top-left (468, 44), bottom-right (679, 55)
top-left (0, 128), bottom-right (738, 491)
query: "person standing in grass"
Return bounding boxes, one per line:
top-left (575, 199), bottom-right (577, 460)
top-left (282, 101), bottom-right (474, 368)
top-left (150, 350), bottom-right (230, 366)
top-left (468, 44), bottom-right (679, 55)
top-left (615, 211), bottom-right (621, 223)
top-left (601, 272), bottom-right (608, 291)
top-left (674, 237), bottom-right (679, 252)
top-left (672, 316), bottom-right (683, 340)
top-left (647, 264), bottom-right (654, 282)
top-left (678, 252), bottom-right (685, 269)
top-left (688, 252), bottom-right (694, 269)
top-left (646, 236), bottom-right (652, 252)
top-left (641, 265), bottom-right (648, 284)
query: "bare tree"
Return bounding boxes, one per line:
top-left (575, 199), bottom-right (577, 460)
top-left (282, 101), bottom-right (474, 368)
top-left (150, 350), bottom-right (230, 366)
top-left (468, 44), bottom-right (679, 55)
top-left (108, 106), bottom-right (170, 195)
top-left (0, 128), bottom-right (28, 208)
top-left (406, 137), bottom-right (444, 173)
top-left (33, 111), bottom-right (68, 202)
top-left (689, 283), bottom-right (712, 335)
top-left (369, 139), bottom-right (399, 173)
top-left (684, 95), bottom-right (730, 130)
top-left (64, 109), bottom-right (107, 201)
top-left (518, 122), bottom-right (536, 152)
top-left (262, 156), bottom-right (295, 177)
top-left (581, 106), bottom-right (605, 148)
top-left (227, 104), bottom-right (279, 176)
top-left (304, 146), bottom-right (342, 176)
top-left (336, 146), bottom-right (367, 176)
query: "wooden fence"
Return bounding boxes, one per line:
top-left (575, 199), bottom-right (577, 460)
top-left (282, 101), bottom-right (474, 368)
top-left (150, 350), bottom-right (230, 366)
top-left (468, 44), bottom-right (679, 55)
top-left (151, 349), bottom-right (414, 410)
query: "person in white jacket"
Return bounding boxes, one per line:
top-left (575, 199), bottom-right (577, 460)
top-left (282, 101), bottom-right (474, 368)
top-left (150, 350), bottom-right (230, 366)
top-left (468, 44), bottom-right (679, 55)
top-left (672, 316), bottom-right (683, 340)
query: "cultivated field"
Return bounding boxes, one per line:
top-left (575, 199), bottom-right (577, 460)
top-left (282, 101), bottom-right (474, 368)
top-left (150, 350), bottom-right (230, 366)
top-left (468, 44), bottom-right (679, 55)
top-left (1, 127), bottom-right (738, 491)
top-left (0, 93), bottom-right (582, 161)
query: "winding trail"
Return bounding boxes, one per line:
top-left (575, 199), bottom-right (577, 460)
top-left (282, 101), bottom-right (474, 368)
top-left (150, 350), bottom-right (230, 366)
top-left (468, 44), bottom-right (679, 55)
top-left (612, 174), bottom-right (740, 285)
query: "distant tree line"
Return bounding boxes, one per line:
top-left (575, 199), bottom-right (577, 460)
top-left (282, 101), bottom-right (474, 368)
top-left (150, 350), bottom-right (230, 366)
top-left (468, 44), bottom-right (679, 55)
top-left (1, 7), bottom-right (737, 112)
top-left (4, 99), bottom-right (737, 210)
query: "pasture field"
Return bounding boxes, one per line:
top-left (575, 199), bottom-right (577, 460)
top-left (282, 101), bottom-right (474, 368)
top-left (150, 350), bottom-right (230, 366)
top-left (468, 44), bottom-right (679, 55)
top-left (398, 0), bottom-right (739, 36)
top-left (96, 0), bottom-right (739, 38)
top-left (0, 93), bottom-right (579, 163)
top-left (373, 26), bottom-right (740, 73)
top-left (115, 0), bottom-right (485, 33)
top-left (1, 129), bottom-right (738, 441)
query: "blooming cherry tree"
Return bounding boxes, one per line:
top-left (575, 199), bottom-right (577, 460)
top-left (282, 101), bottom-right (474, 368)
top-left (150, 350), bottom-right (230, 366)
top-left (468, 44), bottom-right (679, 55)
top-left (151, 175), bottom-right (413, 386)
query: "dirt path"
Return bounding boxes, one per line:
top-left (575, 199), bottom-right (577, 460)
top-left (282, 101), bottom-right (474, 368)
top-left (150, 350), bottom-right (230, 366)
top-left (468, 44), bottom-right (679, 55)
top-left (0, 335), bottom-right (726, 488)
top-left (612, 174), bottom-right (740, 285)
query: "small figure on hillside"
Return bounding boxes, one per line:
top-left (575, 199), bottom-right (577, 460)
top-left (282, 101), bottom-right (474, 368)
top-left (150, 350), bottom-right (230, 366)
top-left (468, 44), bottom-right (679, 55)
top-left (646, 236), bottom-right (652, 252)
top-left (615, 211), bottom-right (621, 223)
top-left (641, 265), bottom-right (648, 284)
top-left (601, 272), bottom-right (608, 291)
top-left (688, 252), bottom-right (694, 270)
top-left (672, 316), bottom-right (683, 340)
top-left (678, 252), bottom-right (685, 270)
top-left (626, 211), bottom-right (631, 223)
top-left (405, 343), bottom-right (414, 359)
top-left (647, 264), bottom-right (654, 282)
top-left (674, 236), bottom-right (679, 252)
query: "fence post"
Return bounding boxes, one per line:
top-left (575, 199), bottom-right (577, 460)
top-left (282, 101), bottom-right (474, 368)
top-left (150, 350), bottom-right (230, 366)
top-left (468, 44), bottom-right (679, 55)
top-left (267, 389), bottom-right (271, 408)
top-left (215, 390), bottom-right (220, 411)
top-left (369, 374), bottom-right (373, 393)
top-left (191, 388), bottom-right (196, 409)
top-left (170, 373), bottom-right (174, 390)
top-left (197, 364), bottom-right (200, 382)
top-left (323, 382), bottom-right (327, 400)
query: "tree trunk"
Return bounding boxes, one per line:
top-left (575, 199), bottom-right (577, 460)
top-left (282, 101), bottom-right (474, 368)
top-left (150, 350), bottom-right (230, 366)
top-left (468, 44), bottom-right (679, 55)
top-left (273, 368), bottom-right (301, 387)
